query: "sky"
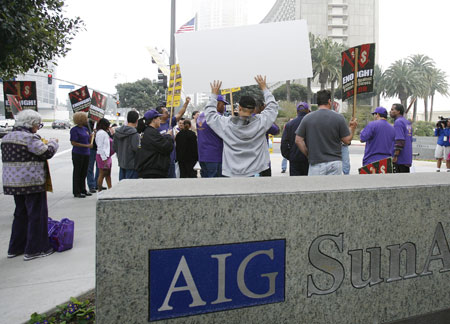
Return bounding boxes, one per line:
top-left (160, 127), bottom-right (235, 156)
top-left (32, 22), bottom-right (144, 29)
top-left (56, 0), bottom-right (450, 114)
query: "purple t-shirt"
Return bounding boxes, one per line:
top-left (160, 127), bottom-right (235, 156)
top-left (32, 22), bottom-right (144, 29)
top-left (393, 116), bottom-right (413, 165)
top-left (360, 119), bottom-right (395, 165)
top-left (197, 112), bottom-right (223, 163)
top-left (158, 116), bottom-right (177, 161)
top-left (70, 126), bottom-right (90, 155)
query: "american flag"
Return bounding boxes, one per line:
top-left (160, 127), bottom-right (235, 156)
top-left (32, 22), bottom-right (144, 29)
top-left (176, 17), bottom-right (195, 33)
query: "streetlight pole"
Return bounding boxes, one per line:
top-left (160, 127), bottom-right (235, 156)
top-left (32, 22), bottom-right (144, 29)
top-left (170, 0), bottom-right (176, 66)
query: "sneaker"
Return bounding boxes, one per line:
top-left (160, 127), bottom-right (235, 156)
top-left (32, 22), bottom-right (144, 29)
top-left (74, 193), bottom-right (86, 198)
top-left (24, 248), bottom-right (54, 261)
top-left (84, 191), bottom-right (92, 196)
top-left (7, 251), bottom-right (23, 258)
top-left (89, 188), bottom-right (97, 193)
top-left (281, 170), bottom-right (286, 173)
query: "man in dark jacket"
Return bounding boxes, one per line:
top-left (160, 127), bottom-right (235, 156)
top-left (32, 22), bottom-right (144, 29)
top-left (136, 109), bottom-right (174, 179)
top-left (281, 102), bottom-right (310, 176)
top-left (113, 110), bottom-right (140, 180)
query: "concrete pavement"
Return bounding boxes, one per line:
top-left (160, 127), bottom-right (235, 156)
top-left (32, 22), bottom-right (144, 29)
top-left (0, 138), bottom-right (438, 323)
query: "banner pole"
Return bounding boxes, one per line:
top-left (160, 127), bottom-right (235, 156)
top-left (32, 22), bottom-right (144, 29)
top-left (352, 47), bottom-right (359, 118)
top-left (169, 64), bottom-right (177, 129)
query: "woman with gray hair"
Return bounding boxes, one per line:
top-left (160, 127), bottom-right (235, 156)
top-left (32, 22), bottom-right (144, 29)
top-left (1, 110), bottom-right (59, 261)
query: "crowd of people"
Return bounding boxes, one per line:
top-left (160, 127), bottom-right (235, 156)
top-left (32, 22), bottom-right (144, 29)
top-left (1, 75), bottom-right (415, 260)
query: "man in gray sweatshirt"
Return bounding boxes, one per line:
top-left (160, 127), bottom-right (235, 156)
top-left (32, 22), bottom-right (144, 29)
top-left (205, 75), bottom-right (279, 177)
top-left (113, 110), bottom-right (140, 180)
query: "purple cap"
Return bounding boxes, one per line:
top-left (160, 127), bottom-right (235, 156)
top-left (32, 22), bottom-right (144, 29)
top-left (144, 109), bottom-right (162, 120)
top-left (217, 95), bottom-right (230, 105)
top-left (296, 102), bottom-right (310, 111)
top-left (372, 107), bottom-right (387, 116)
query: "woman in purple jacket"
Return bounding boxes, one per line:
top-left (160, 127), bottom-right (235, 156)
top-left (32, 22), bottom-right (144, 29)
top-left (1, 110), bottom-right (59, 261)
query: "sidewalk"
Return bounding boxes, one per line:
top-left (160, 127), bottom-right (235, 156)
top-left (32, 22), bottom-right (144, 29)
top-left (0, 151), bottom-right (437, 323)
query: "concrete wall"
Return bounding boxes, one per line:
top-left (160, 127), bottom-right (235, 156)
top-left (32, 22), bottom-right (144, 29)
top-left (97, 174), bottom-right (450, 324)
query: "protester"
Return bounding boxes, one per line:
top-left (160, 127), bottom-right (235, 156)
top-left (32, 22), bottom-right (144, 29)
top-left (174, 118), bottom-right (185, 137)
top-left (135, 109), bottom-right (174, 178)
top-left (86, 120), bottom-right (99, 193)
top-left (156, 98), bottom-right (190, 178)
top-left (2, 110), bottom-right (59, 261)
top-left (191, 110), bottom-right (200, 134)
top-left (434, 119), bottom-right (450, 172)
top-left (204, 75), bottom-right (279, 177)
top-left (70, 112), bottom-right (93, 198)
top-left (295, 89), bottom-right (357, 175)
top-left (390, 103), bottom-right (413, 173)
top-left (281, 102), bottom-right (310, 176)
top-left (175, 119), bottom-right (198, 178)
top-left (113, 110), bottom-right (140, 180)
top-left (95, 118), bottom-right (113, 191)
top-left (197, 95), bottom-right (227, 177)
top-left (255, 99), bottom-right (280, 176)
top-left (360, 107), bottom-right (395, 166)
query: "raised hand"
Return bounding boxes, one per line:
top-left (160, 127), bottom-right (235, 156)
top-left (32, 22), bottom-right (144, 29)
top-left (210, 80), bottom-right (222, 95)
top-left (255, 75), bottom-right (267, 91)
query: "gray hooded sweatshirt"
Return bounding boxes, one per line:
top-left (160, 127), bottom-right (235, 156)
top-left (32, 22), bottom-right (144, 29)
top-left (112, 125), bottom-right (140, 170)
top-left (205, 89), bottom-right (279, 177)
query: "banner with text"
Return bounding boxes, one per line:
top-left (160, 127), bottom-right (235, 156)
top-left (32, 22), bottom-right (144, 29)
top-left (359, 157), bottom-right (393, 174)
top-left (3, 81), bottom-right (38, 119)
top-left (341, 43), bottom-right (376, 101)
top-left (166, 64), bottom-right (182, 108)
top-left (69, 86), bottom-right (91, 113)
top-left (89, 91), bottom-right (107, 122)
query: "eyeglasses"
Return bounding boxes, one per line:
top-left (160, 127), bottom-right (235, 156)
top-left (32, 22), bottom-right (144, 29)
top-left (38, 123), bottom-right (44, 129)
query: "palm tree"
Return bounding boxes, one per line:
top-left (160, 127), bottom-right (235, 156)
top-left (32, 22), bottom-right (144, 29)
top-left (429, 68), bottom-right (449, 120)
top-left (313, 37), bottom-right (342, 91)
top-left (408, 54), bottom-right (435, 121)
top-left (307, 33), bottom-right (318, 104)
top-left (372, 65), bottom-right (384, 108)
top-left (383, 59), bottom-right (424, 121)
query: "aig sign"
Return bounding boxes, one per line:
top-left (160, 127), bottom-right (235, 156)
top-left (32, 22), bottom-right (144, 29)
top-left (149, 240), bottom-right (285, 321)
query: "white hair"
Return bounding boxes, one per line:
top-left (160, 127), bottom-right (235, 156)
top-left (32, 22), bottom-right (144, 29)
top-left (15, 109), bottom-right (42, 128)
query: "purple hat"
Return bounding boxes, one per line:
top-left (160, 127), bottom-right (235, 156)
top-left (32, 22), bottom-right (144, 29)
top-left (372, 107), bottom-right (387, 116)
top-left (217, 95), bottom-right (230, 105)
top-left (144, 109), bottom-right (162, 120)
top-left (296, 102), bottom-right (310, 111)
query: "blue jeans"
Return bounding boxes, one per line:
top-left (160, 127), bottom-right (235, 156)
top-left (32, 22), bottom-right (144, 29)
top-left (341, 145), bottom-right (350, 175)
top-left (119, 168), bottom-right (139, 180)
top-left (281, 157), bottom-right (288, 171)
top-left (87, 149), bottom-right (99, 190)
top-left (200, 162), bottom-right (222, 177)
top-left (308, 161), bottom-right (343, 176)
top-left (167, 161), bottom-right (176, 178)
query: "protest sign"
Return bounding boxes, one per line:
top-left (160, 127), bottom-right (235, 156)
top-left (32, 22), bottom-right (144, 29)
top-left (359, 157), bottom-right (393, 174)
top-left (166, 64), bottom-right (182, 108)
top-left (69, 86), bottom-right (91, 113)
top-left (341, 43), bottom-right (376, 101)
top-left (221, 87), bottom-right (241, 95)
top-left (6, 94), bottom-right (23, 118)
top-left (3, 81), bottom-right (38, 119)
top-left (89, 91), bottom-right (108, 122)
top-left (175, 20), bottom-right (313, 93)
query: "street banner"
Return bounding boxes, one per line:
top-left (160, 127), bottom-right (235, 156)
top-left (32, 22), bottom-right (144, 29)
top-left (89, 91), bottom-right (108, 122)
top-left (175, 20), bottom-right (313, 93)
top-left (146, 47), bottom-right (170, 76)
top-left (166, 64), bottom-right (182, 108)
top-left (341, 43), bottom-right (376, 101)
top-left (221, 87), bottom-right (241, 95)
top-left (6, 94), bottom-right (23, 118)
top-left (358, 157), bottom-right (393, 174)
top-left (3, 81), bottom-right (38, 119)
top-left (69, 86), bottom-right (91, 113)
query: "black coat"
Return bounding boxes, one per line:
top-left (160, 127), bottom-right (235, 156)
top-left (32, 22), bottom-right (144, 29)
top-left (281, 112), bottom-right (308, 163)
top-left (136, 126), bottom-right (174, 178)
top-left (175, 129), bottom-right (198, 163)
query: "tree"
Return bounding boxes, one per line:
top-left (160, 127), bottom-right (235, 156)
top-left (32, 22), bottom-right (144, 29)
top-left (273, 83), bottom-right (308, 102)
top-left (408, 54), bottom-right (435, 121)
top-left (0, 0), bottom-right (84, 79)
top-left (372, 65), bottom-right (384, 107)
top-left (429, 68), bottom-right (449, 121)
top-left (227, 85), bottom-right (263, 106)
top-left (383, 59), bottom-right (423, 120)
top-left (115, 78), bottom-right (165, 113)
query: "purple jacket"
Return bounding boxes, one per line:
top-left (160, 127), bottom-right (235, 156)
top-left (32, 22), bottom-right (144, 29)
top-left (197, 112), bottom-right (223, 163)
top-left (1, 127), bottom-right (59, 195)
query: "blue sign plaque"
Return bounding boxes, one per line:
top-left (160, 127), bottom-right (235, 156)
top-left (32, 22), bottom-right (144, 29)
top-left (149, 239), bottom-right (285, 321)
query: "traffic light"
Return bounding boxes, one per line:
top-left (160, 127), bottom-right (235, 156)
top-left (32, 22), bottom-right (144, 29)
top-left (116, 112), bottom-right (121, 117)
top-left (116, 100), bottom-right (120, 107)
top-left (157, 68), bottom-right (168, 89)
top-left (47, 74), bottom-right (52, 85)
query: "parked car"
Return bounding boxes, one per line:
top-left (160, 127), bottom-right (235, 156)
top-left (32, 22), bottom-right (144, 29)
top-left (52, 120), bottom-right (71, 129)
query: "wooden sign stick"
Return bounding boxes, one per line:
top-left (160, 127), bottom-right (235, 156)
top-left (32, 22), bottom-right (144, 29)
top-left (352, 47), bottom-right (359, 118)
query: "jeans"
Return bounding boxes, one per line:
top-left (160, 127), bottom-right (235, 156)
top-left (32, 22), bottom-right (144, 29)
top-left (341, 145), bottom-right (350, 175)
top-left (308, 160), bottom-right (343, 176)
top-left (119, 168), bottom-right (139, 180)
top-left (200, 162), bottom-right (222, 177)
top-left (168, 161), bottom-right (176, 178)
top-left (87, 149), bottom-right (99, 189)
top-left (281, 157), bottom-right (288, 171)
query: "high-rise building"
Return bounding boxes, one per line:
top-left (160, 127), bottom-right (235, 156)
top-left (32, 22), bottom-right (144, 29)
top-left (261, 0), bottom-right (379, 49)
top-left (195, 0), bottom-right (248, 31)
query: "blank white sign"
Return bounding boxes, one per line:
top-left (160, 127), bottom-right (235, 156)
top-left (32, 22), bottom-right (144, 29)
top-left (175, 20), bottom-right (313, 94)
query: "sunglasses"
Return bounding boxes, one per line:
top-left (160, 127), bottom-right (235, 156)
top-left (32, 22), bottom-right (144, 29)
top-left (38, 123), bottom-right (44, 129)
